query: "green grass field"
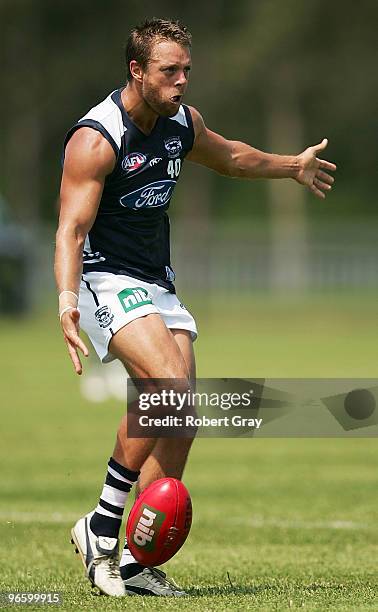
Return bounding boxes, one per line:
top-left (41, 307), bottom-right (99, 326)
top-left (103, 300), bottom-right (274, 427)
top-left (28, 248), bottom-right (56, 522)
top-left (1, 292), bottom-right (378, 610)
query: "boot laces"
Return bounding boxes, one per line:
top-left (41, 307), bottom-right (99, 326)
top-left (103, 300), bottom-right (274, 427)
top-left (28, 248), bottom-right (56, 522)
top-left (147, 567), bottom-right (182, 591)
top-left (94, 552), bottom-right (121, 580)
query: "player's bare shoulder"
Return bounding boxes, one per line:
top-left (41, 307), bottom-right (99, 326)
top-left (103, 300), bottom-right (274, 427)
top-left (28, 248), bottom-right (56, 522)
top-left (64, 127), bottom-right (116, 179)
top-left (59, 127), bottom-right (116, 227)
top-left (185, 105), bottom-right (231, 172)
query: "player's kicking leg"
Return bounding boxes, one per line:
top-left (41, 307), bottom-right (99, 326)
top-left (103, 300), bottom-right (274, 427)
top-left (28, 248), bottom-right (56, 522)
top-left (71, 315), bottom-right (193, 596)
top-left (118, 437), bottom-right (193, 595)
top-left (113, 325), bottom-right (195, 596)
top-left (119, 329), bottom-right (195, 595)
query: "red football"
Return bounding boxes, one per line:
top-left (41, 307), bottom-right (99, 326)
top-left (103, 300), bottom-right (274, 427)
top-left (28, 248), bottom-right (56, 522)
top-left (126, 477), bottom-right (192, 566)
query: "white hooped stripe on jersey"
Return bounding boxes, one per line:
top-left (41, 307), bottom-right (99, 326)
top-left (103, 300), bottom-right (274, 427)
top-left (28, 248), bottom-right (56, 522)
top-left (84, 235), bottom-right (91, 253)
top-left (83, 234), bottom-right (106, 264)
top-left (78, 91), bottom-right (126, 150)
top-left (169, 105), bottom-right (188, 128)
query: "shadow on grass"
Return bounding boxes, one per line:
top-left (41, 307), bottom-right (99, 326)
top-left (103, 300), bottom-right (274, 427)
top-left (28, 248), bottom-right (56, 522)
top-left (305, 582), bottom-right (348, 592)
top-left (186, 581), bottom-right (349, 598)
top-left (186, 584), bottom-right (275, 597)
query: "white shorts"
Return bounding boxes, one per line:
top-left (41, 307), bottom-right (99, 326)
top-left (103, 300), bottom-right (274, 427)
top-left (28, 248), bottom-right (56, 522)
top-left (79, 272), bottom-right (198, 363)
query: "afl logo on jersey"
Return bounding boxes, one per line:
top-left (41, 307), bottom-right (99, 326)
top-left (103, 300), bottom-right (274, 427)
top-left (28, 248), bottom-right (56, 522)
top-left (122, 152), bottom-right (147, 173)
top-left (164, 136), bottom-right (182, 159)
top-left (120, 180), bottom-right (176, 210)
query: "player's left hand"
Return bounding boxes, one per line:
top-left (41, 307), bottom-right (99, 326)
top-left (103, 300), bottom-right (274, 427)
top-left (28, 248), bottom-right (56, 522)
top-left (60, 307), bottom-right (89, 375)
top-left (295, 138), bottom-right (337, 199)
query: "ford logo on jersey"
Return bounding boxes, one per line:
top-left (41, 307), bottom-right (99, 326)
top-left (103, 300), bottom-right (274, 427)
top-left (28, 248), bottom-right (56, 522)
top-left (122, 152), bottom-right (147, 173)
top-left (120, 180), bottom-right (176, 209)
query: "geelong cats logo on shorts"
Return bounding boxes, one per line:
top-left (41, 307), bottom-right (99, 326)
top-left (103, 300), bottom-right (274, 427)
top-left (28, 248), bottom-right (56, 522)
top-left (120, 180), bottom-right (176, 209)
top-left (164, 136), bottom-right (182, 159)
top-left (94, 305), bottom-right (114, 328)
top-left (122, 152), bottom-right (147, 173)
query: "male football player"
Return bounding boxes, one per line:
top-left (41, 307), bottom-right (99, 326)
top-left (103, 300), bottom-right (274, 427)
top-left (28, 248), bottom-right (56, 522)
top-left (55, 18), bottom-right (336, 597)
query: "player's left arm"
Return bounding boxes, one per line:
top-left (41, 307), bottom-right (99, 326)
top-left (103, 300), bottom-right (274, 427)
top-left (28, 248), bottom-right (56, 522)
top-left (186, 106), bottom-right (336, 199)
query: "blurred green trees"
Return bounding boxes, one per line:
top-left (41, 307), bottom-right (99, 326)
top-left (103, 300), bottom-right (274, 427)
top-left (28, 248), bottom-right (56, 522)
top-left (0, 0), bottom-right (376, 223)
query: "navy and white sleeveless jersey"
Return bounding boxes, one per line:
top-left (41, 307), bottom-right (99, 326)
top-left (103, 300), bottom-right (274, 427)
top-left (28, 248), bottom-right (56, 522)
top-left (64, 88), bottom-right (195, 292)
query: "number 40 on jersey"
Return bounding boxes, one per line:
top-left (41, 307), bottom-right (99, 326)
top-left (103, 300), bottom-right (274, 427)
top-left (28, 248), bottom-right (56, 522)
top-left (167, 159), bottom-right (181, 178)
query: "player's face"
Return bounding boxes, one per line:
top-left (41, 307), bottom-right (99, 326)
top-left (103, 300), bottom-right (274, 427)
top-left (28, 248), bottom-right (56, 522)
top-left (141, 40), bottom-right (191, 117)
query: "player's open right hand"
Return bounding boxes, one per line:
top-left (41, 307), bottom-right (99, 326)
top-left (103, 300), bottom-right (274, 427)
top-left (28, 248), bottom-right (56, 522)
top-left (60, 307), bottom-right (89, 375)
top-left (295, 138), bottom-right (337, 199)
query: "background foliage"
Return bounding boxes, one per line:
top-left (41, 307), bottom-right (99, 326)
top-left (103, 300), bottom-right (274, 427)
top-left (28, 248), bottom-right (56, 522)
top-left (1, 0), bottom-right (377, 222)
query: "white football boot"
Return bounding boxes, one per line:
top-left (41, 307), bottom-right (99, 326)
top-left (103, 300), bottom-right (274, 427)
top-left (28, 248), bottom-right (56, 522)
top-left (122, 566), bottom-right (187, 596)
top-left (71, 511), bottom-right (125, 597)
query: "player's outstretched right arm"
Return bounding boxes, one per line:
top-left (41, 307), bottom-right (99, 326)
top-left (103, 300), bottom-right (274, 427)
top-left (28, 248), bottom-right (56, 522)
top-left (186, 106), bottom-right (336, 199)
top-left (55, 128), bottom-right (115, 375)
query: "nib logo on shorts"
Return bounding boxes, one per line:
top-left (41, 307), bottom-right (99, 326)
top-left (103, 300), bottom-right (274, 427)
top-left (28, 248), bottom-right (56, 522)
top-left (117, 287), bottom-right (153, 313)
top-left (133, 504), bottom-right (165, 552)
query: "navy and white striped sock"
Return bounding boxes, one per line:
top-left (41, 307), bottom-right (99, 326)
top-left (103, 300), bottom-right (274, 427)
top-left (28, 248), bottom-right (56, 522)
top-left (90, 457), bottom-right (139, 538)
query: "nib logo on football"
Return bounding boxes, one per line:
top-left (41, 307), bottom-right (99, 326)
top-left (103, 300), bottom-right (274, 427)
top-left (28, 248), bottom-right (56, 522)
top-left (134, 508), bottom-right (156, 546)
top-left (133, 504), bottom-right (165, 551)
